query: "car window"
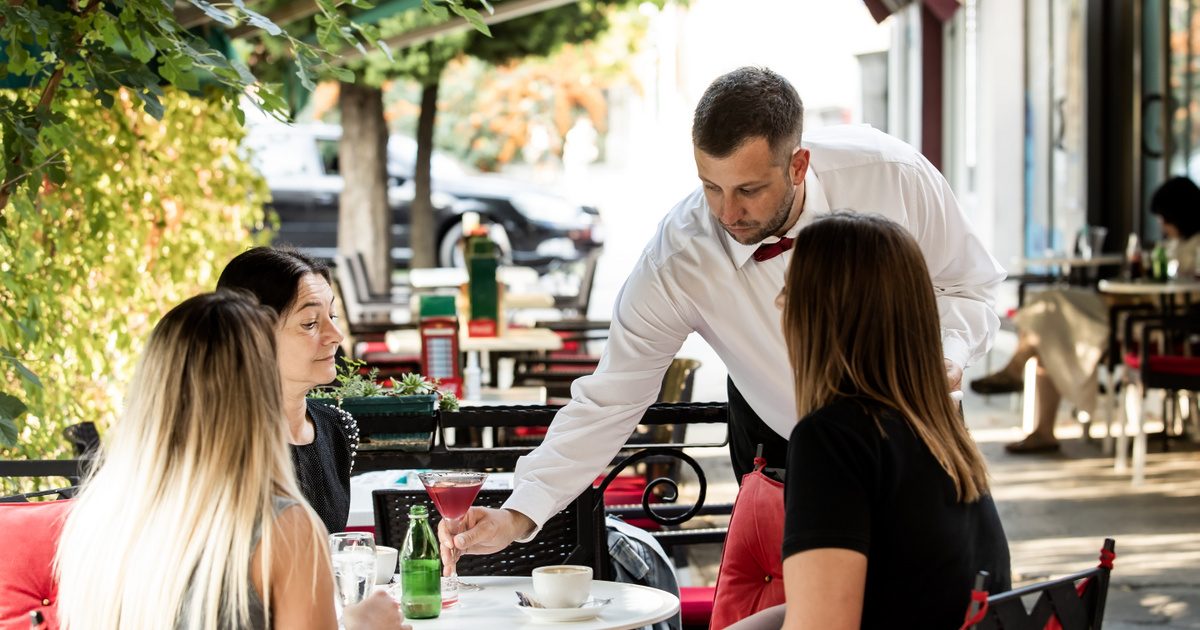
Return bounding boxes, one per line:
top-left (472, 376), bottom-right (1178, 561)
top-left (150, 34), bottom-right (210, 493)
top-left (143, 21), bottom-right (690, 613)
top-left (244, 134), bottom-right (317, 179)
top-left (317, 139), bottom-right (340, 176)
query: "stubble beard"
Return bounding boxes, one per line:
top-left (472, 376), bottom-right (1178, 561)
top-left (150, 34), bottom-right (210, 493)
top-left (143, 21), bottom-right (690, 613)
top-left (726, 186), bottom-right (797, 245)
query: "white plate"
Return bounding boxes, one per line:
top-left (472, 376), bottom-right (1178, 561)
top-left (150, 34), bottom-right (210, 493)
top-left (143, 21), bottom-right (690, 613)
top-left (516, 598), bottom-right (610, 623)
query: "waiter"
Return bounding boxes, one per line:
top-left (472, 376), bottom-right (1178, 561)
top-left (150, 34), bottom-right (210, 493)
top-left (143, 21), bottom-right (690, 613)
top-left (440, 66), bottom-right (1005, 563)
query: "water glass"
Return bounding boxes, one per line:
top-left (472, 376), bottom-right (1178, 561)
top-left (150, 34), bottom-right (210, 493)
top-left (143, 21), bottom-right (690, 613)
top-left (330, 532), bottom-right (377, 618)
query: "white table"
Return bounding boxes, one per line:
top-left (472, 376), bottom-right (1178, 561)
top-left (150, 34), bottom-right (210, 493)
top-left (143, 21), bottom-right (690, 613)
top-left (386, 576), bottom-right (680, 630)
top-left (385, 327), bottom-right (564, 355)
top-left (1017, 254), bottom-right (1124, 269)
top-left (1097, 278), bottom-right (1200, 295)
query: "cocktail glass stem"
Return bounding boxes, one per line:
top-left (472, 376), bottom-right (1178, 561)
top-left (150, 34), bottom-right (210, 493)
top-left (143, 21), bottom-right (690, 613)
top-left (447, 516), bottom-right (483, 592)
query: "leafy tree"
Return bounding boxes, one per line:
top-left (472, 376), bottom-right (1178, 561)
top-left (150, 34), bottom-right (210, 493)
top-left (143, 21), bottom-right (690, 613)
top-left (345, 0), bottom-right (670, 270)
top-left (0, 91), bottom-right (268, 477)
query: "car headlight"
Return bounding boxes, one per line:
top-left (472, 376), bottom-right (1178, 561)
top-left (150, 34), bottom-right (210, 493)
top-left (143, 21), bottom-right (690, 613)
top-left (510, 192), bottom-right (589, 227)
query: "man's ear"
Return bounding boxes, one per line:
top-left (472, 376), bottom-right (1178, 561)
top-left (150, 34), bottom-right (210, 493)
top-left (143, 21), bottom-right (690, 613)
top-left (790, 148), bottom-right (810, 186)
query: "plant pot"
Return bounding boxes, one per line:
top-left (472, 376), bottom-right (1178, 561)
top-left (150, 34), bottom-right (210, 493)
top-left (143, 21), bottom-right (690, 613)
top-left (321, 394), bottom-right (438, 452)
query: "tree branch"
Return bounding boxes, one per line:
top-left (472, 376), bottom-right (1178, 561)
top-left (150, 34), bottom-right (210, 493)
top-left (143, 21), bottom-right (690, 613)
top-left (0, 0), bottom-right (104, 209)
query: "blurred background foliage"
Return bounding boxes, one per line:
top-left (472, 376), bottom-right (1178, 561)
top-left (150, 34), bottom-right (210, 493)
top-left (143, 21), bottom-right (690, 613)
top-left (0, 89), bottom-right (269, 490)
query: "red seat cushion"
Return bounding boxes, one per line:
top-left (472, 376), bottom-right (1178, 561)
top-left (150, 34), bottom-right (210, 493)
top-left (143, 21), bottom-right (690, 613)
top-left (1123, 352), bottom-right (1200, 376)
top-left (595, 475), bottom-right (661, 531)
top-left (710, 465), bottom-right (786, 630)
top-left (0, 500), bottom-right (73, 630)
top-left (680, 586), bottom-right (716, 627)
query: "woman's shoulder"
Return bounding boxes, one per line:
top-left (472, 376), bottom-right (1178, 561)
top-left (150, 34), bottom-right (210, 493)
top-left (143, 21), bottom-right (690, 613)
top-left (307, 399), bottom-right (360, 443)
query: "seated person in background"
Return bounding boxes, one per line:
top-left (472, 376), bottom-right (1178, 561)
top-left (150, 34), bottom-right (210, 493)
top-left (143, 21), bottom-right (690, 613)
top-left (55, 291), bottom-right (405, 630)
top-left (730, 214), bottom-right (1010, 630)
top-left (971, 176), bottom-right (1200, 453)
top-left (218, 247), bottom-right (358, 534)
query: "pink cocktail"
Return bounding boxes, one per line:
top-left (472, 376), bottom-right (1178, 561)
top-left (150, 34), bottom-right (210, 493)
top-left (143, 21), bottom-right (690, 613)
top-left (417, 471), bottom-right (488, 598)
top-left (425, 479), bottom-right (484, 520)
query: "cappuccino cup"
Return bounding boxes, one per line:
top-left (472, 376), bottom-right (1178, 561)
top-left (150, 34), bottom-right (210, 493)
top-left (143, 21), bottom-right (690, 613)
top-left (531, 565), bottom-right (592, 608)
top-left (375, 545), bottom-right (399, 585)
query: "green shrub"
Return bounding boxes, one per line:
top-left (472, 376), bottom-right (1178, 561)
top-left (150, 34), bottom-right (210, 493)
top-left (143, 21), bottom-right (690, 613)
top-left (1, 89), bottom-right (270, 491)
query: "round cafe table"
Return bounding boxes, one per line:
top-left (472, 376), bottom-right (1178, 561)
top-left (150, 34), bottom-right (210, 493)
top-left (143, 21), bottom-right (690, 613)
top-left (385, 576), bottom-right (680, 630)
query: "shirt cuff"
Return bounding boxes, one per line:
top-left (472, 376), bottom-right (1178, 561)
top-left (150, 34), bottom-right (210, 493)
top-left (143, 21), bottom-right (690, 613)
top-left (501, 484), bottom-right (558, 543)
top-left (941, 336), bottom-right (971, 372)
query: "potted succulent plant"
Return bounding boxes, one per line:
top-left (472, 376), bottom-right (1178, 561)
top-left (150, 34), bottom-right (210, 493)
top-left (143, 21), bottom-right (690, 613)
top-left (309, 358), bottom-right (459, 451)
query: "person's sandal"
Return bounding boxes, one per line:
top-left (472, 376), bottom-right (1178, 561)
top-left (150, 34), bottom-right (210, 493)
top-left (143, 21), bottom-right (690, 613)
top-left (1004, 436), bottom-right (1060, 454)
top-left (970, 372), bottom-right (1024, 395)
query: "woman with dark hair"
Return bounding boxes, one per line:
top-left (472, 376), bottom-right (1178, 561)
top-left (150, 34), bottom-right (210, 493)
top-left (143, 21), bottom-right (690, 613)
top-left (972, 176), bottom-right (1200, 453)
top-left (730, 213), bottom-right (1009, 629)
top-left (217, 247), bottom-right (358, 534)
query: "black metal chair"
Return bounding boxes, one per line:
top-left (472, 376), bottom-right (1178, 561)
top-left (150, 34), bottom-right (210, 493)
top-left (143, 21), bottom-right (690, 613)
top-left (372, 486), bottom-right (606, 579)
top-left (961, 538), bottom-right (1116, 630)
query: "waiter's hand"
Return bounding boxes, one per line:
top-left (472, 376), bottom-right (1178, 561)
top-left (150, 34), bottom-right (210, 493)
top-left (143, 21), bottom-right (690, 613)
top-left (438, 507), bottom-right (535, 577)
top-left (944, 359), bottom-right (963, 393)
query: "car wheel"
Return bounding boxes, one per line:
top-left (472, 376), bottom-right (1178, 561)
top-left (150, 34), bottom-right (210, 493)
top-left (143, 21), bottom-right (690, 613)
top-left (438, 220), bottom-right (512, 268)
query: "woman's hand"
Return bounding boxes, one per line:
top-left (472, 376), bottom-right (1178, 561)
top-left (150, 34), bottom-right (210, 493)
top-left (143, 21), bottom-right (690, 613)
top-left (341, 591), bottom-right (411, 629)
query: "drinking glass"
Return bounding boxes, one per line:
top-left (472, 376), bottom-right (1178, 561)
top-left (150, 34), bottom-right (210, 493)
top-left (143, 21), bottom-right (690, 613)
top-left (330, 532), bottom-right (377, 619)
top-left (418, 471), bottom-right (487, 596)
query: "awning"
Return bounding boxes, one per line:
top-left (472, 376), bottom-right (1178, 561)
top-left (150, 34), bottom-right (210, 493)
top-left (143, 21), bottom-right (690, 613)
top-left (862, 0), bottom-right (961, 24)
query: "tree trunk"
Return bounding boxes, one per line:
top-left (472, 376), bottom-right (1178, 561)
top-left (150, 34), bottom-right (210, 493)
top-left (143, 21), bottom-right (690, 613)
top-left (410, 80), bottom-right (440, 269)
top-left (338, 82), bottom-right (391, 295)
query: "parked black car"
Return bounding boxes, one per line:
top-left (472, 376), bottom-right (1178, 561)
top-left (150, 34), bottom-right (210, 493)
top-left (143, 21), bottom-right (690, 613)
top-left (245, 123), bottom-right (603, 270)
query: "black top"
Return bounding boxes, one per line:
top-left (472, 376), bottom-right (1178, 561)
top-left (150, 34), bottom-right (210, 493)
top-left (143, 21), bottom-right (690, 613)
top-left (783, 398), bottom-right (1011, 630)
top-left (293, 400), bottom-right (359, 534)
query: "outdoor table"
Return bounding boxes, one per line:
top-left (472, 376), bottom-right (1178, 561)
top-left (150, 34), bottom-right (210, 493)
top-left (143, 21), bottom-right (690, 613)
top-left (408, 266), bottom-right (542, 290)
top-left (382, 576), bottom-right (680, 630)
top-left (1013, 254), bottom-right (1125, 305)
top-left (1018, 254), bottom-right (1125, 270)
top-left (385, 327), bottom-right (564, 355)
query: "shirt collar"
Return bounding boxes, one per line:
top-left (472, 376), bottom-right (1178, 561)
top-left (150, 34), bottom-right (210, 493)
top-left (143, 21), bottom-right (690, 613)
top-left (724, 167), bottom-right (831, 269)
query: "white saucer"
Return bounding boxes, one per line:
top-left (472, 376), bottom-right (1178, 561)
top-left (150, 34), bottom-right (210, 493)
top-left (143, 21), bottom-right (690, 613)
top-left (516, 598), bottom-right (610, 622)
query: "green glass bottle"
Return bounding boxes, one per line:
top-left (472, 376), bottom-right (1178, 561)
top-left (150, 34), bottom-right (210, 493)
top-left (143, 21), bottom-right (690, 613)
top-left (1152, 243), bottom-right (1169, 281)
top-left (400, 505), bottom-right (442, 619)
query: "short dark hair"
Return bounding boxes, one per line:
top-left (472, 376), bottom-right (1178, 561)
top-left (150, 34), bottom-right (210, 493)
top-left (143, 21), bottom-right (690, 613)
top-left (1150, 176), bottom-right (1200, 239)
top-left (216, 246), bottom-right (331, 316)
top-left (692, 66), bottom-right (804, 164)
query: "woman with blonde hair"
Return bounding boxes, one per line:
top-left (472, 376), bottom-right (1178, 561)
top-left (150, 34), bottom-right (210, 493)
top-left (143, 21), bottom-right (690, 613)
top-left (55, 291), bottom-right (406, 629)
top-left (731, 213), bottom-right (1010, 629)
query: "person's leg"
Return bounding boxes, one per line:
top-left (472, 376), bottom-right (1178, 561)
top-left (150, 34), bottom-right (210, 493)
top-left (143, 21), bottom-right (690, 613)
top-left (724, 604), bottom-right (787, 630)
top-left (1006, 365), bottom-right (1063, 453)
top-left (727, 377), bottom-right (790, 482)
top-left (971, 336), bottom-right (1037, 394)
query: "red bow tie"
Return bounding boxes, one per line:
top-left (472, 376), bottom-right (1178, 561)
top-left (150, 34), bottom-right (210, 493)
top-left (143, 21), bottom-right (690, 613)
top-left (752, 237), bottom-right (795, 262)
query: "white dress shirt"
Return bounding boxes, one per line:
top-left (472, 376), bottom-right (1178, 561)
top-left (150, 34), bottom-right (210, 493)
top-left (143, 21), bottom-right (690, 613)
top-left (504, 125), bottom-right (1006, 532)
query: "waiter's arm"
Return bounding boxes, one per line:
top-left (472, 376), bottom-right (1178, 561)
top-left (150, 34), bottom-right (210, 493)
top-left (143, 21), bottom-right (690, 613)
top-left (503, 256), bottom-right (695, 536)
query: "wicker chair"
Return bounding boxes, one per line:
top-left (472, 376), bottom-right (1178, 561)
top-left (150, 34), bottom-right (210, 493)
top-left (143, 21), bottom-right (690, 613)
top-left (372, 486), bottom-right (606, 578)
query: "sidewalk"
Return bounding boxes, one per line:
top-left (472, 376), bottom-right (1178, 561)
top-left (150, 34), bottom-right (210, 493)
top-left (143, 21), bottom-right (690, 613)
top-left (676, 390), bottom-right (1200, 628)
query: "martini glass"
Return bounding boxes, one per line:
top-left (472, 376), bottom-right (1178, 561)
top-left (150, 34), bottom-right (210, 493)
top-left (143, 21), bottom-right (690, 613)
top-left (418, 471), bottom-right (488, 599)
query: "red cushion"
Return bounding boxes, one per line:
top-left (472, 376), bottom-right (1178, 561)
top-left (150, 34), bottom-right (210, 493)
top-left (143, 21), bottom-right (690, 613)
top-left (680, 586), bottom-right (716, 627)
top-left (710, 466), bottom-right (786, 630)
top-left (0, 500), bottom-right (73, 630)
top-left (513, 426), bottom-right (550, 438)
top-left (1123, 352), bottom-right (1200, 376)
top-left (595, 475), bottom-right (661, 531)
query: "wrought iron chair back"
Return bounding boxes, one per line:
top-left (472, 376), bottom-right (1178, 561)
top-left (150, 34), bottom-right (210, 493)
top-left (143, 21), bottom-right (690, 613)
top-left (961, 538), bottom-right (1116, 630)
top-left (0, 486), bottom-right (77, 503)
top-left (372, 486), bottom-right (606, 578)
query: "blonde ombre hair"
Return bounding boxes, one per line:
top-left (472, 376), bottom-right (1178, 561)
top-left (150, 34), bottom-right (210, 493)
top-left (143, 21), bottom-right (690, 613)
top-left (782, 213), bottom-right (990, 502)
top-left (55, 291), bottom-right (326, 629)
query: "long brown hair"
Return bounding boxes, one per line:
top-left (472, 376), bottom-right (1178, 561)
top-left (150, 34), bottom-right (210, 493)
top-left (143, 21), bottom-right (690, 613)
top-left (782, 213), bottom-right (989, 502)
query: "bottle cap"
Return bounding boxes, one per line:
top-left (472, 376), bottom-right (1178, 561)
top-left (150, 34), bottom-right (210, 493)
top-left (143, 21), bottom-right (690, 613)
top-left (409, 505), bottom-right (429, 518)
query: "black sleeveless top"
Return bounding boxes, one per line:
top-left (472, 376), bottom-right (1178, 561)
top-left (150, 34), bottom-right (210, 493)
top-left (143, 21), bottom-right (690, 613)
top-left (292, 400), bottom-right (359, 534)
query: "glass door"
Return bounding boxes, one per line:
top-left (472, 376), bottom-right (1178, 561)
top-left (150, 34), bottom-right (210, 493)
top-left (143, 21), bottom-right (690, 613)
top-left (1024, 0), bottom-right (1088, 258)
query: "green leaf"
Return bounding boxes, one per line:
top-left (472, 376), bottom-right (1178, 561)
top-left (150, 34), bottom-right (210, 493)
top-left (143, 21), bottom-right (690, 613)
top-left (0, 393), bottom-right (26, 447)
top-left (327, 65), bottom-right (354, 82)
top-left (186, 0), bottom-right (237, 27)
top-left (0, 351), bottom-right (42, 389)
top-left (129, 34), bottom-right (156, 63)
top-left (139, 89), bottom-right (165, 119)
top-left (231, 0), bottom-right (283, 37)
